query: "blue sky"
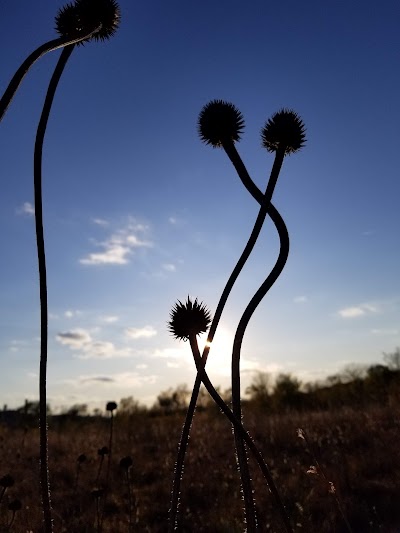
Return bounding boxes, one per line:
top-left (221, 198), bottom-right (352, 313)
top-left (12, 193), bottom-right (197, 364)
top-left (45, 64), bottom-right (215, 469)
top-left (0, 1), bottom-right (399, 411)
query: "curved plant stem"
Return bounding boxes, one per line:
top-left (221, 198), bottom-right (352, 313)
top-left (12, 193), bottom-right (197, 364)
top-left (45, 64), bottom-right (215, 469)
top-left (0, 26), bottom-right (101, 123)
top-left (168, 145), bottom-right (279, 531)
top-left (34, 44), bottom-right (75, 533)
top-left (231, 146), bottom-right (286, 530)
top-left (188, 334), bottom-right (293, 533)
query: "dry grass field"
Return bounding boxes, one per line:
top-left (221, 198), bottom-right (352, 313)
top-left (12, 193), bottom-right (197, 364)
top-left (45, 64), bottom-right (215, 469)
top-left (0, 398), bottom-right (399, 532)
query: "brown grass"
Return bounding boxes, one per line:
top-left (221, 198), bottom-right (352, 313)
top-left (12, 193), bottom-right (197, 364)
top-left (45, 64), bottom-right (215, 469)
top-left (0, 403), bottom-right (399, 532)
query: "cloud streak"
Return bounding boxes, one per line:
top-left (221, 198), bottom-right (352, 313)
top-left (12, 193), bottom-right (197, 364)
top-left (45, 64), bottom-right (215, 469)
top-left (56, 328), bottom-right (135, 359)
top-left (80, 219), bottom-right (153, 266)
top-left (16, 202), bottom-right (34, 216)
top-left (125, 326), bottom-right (157, 340)
top-left (337, 303), bottom-right (378, 318)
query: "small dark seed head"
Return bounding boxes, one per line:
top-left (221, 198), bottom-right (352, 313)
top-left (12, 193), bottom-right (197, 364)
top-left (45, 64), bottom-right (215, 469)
top-left (119, 456), bottom-right (133, 470)
top-left (198, 100), bottom-right (244, 148)
top-left (168, 297), bottom-right (212, 342)
top-left (0, 475), bottom-right (14, 488)
top-left (261, 109), bottom-right (306, 155)
top-left (8, 499), bottom-right (22, 512)
top-left (106, 401), bottom-right (117, 412)
top-left (77, 453), bottom-right (87, 464)
top-left (98, 446), bottom-right (109, 456)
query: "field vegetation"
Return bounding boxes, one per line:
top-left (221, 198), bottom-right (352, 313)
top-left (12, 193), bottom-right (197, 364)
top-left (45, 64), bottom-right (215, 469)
top-left (1, 351), bottom-right (400, 532)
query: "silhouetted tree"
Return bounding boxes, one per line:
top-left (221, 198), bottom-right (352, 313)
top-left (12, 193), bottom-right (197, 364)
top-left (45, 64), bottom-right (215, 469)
top-left (273, 373), bottom-right (302, 410)
top-left (383, 347), bottom-right (400, 370)
top-left (246, 371), bottom-right (271, 407)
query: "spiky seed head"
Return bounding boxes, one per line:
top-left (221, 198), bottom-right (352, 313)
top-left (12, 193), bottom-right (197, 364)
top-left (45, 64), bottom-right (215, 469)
top-left (0, 475), bottom-right (14, 488)
top-left (8, 499), bottom-right (22, 512)
top-left (106, 401), bottom-right (117, 412)
top-left (198, 100), bottom-right (244, 148)
top-left (119, 456), bottom-right (133, 470)
top-left (55, 3), bottom-right (81, 38)
top-left (74, 0), bottom-right (120, 41)
top-left (261, 109), bottom-right (306, 155)
top-left (168, 297), bottom-right (212, 341)
top-left (55, 0), bottom-right (120, 43)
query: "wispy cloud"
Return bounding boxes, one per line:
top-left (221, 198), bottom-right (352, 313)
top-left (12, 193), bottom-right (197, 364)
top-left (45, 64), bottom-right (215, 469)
top-left (100, 315), bottom-right (119, 324)
top-left (56, 328), bottom-right (134, 359)
top-left (92, 217), bottom-right (109, 227)
top-left (56, 329), bottom-right (91, 349)
top-left (80, 219), bottom-right (153, 266)
top-left (72, 372), bottom-right (158, 388)
top-left (162, 263), bottom-right (176, 272)
top-left (293, 295), bottom-right (308, 304)
top-left (79, 376), bottom-right (115, 384)
top-left (9, 339), bottom-right (27, 353)
top-left (337, 303), bottom-right (378, 319)
top-left (371, 328), bottom-right (398, 336)
top-left (65, 309), bottom-right (82, 319)
top-left (16, 202), bottom-right (34, 216)
top-left (125, 325), bottom-right (157, 340)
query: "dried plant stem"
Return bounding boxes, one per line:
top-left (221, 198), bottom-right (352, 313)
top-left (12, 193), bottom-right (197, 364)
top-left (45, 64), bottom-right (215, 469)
top-left (0, 26), bottom-right (101, 123)
top-left (231, 147), bottom-right (286, 530)
top-left (96, 455), bottom-right (105, 485)
top-left (188, 334), bottom-right (293, 533)
top-left (34, 44), bottom-right (75, 533)
top-left (168, 145), bottom-right (282, 531)
top-left (7, 512), bottom-right (17, 531)
top-left (101, 412), bottom-right (115, 532)
top-left (298, 430), bottom-right (354, 533)
top-left (125, 470), bottom-right (134, 533)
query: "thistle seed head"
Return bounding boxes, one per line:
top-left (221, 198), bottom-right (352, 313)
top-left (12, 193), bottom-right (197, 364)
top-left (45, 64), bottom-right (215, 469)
top-left (261, 109), bottom-right (306, 155)
top-left (55, 3), bottom-right (81, 38)
top-left (55, 0), bottom-right (120, 43)
top-left (168, 297), bottom-right (211, 341)
top-left (198, 100), bottom-right (244, 148)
